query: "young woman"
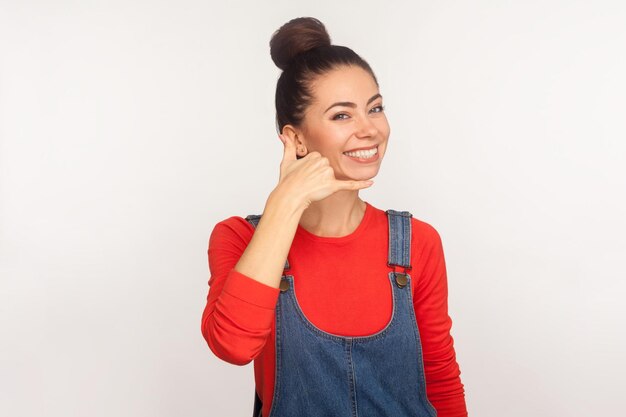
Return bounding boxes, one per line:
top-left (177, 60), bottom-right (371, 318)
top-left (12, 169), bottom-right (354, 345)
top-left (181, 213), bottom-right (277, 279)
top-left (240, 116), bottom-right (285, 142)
top-left (201, 17), bottom-right (468, 417)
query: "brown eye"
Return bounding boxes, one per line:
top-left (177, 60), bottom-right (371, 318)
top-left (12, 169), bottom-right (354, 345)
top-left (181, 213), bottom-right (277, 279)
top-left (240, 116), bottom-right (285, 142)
top-left (370, 105), bottom-right (385, 113)
top-left (332, 113), bottom-right (349, 120)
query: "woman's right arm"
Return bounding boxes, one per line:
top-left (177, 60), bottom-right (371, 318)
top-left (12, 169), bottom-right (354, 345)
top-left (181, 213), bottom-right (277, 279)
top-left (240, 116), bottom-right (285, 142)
top-left (200, 188), bottom-right (305, 365)
top-left (201, 133), bottom-right (374, 365)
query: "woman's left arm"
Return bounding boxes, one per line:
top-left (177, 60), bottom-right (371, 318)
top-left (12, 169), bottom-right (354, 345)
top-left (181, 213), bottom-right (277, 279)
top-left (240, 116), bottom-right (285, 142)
top-left (412, 220), bottom-right (468, 417)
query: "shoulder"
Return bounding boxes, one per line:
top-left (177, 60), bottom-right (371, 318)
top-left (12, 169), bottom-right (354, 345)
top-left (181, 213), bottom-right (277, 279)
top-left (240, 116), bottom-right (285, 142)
top-left (208, 214), bottom-right (256, 250)
top-left (406, 214), bottom-right (445, 261)
top-left (410, 216), bottom-right (442, 246)
top-left (408, 215), bottom-right (446, 270)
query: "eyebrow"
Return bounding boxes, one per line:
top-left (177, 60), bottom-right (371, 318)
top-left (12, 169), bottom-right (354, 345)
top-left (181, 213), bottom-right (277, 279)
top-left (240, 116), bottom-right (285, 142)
top-left (324, 93), bottom-right (383, 114)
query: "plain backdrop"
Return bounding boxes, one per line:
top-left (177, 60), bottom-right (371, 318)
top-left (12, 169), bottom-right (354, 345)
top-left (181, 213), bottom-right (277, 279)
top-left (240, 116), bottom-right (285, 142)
top-left (1, 1), bottom-right (625, 416)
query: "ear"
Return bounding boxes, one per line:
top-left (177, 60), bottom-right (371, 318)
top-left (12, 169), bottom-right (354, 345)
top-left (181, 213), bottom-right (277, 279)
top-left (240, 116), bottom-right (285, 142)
top-left (281, 124), bottom-right (307, 156)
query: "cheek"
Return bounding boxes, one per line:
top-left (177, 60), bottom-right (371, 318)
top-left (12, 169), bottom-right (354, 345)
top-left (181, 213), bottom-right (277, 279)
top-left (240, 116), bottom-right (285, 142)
top-left (312, 128), bottom-right (347, 149)
top-left (378, 116), bottom-right (391, 133)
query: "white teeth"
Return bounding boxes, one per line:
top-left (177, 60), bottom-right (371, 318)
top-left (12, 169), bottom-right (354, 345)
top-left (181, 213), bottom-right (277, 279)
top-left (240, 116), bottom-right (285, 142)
top-left (343, 146), bottom-right (378, 158)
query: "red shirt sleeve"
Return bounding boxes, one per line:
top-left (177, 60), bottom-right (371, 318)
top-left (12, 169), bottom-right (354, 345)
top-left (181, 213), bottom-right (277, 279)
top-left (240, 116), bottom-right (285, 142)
top-left (413, 221), bottom-right (468, 417)
top-left (200, 217), bottom-right (280, 365)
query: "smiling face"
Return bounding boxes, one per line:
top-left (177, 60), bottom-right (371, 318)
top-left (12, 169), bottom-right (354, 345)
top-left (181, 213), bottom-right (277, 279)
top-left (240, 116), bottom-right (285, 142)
top-left (288, 65), bottom-right (390, 182)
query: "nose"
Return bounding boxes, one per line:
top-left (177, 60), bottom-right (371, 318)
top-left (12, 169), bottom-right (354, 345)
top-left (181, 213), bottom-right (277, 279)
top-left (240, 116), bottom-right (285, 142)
top-left (355, 114), bottom-right (379, 138)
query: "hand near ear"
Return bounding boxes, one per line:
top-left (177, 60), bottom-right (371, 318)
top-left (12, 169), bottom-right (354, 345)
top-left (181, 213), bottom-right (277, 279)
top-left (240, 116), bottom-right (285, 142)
top-left (222, 133), bottom-right (374, 295)
top-left (276, 133), bottom-right (373, 211)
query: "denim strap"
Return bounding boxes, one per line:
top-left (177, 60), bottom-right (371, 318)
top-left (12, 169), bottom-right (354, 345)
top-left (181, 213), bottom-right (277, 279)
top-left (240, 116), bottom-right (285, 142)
top-left (385, 209), bottom-right (413, 270)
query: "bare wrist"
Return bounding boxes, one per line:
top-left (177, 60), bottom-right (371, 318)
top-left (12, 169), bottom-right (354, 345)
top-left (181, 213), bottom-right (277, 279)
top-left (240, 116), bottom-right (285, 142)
top-left (266, 186), bottom-right (305, 219)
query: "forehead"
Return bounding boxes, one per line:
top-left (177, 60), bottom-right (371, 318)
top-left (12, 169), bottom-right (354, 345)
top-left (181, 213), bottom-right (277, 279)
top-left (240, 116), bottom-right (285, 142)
top-left (308, 65), bottom-right (379, 106)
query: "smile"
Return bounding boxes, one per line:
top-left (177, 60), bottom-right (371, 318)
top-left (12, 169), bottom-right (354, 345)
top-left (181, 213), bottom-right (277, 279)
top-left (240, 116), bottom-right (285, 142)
top-left (343, 145), bottom-right (379, 162)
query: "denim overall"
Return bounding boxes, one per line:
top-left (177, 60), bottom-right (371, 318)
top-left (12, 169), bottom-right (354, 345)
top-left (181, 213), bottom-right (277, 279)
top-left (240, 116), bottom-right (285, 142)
top-left (244, 209), bottom-right (437, 417)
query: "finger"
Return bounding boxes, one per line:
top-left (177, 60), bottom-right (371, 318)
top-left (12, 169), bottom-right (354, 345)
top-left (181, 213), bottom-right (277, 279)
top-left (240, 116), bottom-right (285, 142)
top-left (334, 179), bottom-right (374, 191)
top-left (280, 133), bottom-right (297, 163)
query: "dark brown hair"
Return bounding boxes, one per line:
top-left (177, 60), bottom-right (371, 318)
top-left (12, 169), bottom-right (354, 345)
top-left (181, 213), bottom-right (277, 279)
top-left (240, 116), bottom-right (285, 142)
top-left (269, 17), bottom-right (379, 136)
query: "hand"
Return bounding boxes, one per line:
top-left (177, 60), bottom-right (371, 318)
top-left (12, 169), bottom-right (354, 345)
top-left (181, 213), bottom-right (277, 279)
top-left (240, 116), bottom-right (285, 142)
top-left (275, 133), bottom-right (374, 210)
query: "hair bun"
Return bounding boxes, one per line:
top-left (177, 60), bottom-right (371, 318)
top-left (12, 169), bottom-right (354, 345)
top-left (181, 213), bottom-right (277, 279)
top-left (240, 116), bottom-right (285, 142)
top-left (269, 17), bottom-right (331, 71)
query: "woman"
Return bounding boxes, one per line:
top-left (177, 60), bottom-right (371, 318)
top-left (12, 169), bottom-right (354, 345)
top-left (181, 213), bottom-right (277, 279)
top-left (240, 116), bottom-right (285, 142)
top-left (201, 17), bottom-right (468, 417)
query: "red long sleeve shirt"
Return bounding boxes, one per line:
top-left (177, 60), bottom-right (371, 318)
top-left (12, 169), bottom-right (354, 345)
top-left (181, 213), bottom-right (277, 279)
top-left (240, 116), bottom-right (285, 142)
top-left (201, 201), bottom-right (467, 417)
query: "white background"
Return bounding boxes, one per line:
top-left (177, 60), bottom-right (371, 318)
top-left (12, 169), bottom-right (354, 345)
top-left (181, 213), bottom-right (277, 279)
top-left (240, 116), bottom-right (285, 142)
top-left (1, 1), bottom-right (625, 416)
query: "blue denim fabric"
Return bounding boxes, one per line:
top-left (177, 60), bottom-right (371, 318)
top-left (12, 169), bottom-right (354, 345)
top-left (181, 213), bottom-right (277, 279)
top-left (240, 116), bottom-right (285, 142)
top-left (245, 209), bottom-right (437, 417)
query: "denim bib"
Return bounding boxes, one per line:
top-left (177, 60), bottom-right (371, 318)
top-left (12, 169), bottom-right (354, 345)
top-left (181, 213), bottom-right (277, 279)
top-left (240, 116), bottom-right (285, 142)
top-left (245, 209), bottom-right (437, 417)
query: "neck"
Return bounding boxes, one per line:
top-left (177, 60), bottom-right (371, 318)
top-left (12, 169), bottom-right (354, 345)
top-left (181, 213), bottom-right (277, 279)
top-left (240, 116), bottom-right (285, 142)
top-left (298, 191), bottom-right (367, 238)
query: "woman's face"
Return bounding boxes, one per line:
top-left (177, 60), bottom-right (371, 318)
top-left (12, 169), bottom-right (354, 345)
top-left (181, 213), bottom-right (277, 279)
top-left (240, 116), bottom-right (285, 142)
top-left (295, 65), bottom-right (390, 182)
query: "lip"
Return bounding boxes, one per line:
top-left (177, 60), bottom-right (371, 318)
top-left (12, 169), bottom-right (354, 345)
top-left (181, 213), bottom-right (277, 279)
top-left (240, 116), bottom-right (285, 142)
top-left (343, 144), bottom-right (379, 153)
